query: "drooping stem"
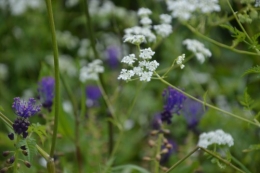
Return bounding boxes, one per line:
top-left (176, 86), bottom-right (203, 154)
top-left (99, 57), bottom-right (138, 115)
top-left (45, 0), bottom-right (60, 171)
top-left (155, 72), bottom-right (260, 127)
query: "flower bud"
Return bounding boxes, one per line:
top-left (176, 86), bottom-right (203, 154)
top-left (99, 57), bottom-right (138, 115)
top-left (156, 154), bottom-right (161, 161)
top-left (22, 150), bottom-right (28, 156)
top-left (8, 133), bottom-right (14, 140)
top-left (148, 140), bottom-right (155, 147)
top-left (161, 166), bottom-right (169, 172)
top-left (150, 130), bottom-right (159, 136)
top-left (142, 156), bottom-right (152, 161)
top-left (161, 148), bottom-right (169, 154)
top-left (0, 167), bottom-right (8, 173)
top-left (166, 143), bottom-right (172, 149)
top-left (20, 146), bottom-right (26, 150)
top-left (2, 151), bottom-right (10, 157)
top-left (24, 161), bottom-right (31, 168)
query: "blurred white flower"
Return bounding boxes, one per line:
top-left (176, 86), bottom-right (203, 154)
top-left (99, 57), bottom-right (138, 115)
top-left (0, 0), bottom-right (42, 16)
top-left (176, 54), bottom-right (185, 69)
top-left (137, 8), bottom-right (152, 17)
top-left (46, 54), bottom-right (77, 77)
top-left (139, 48), bottom-right (155, 59)
top-left (0, 63), bottom-right (8, 80)
top-left (140, 17), bottom-right (152, 26)
top-left (160, 14), bottom-right (172, 24)
top-left (56, 31), bottom-right (79, 50)
top-left (63, 100), bottom-right (73, 114)
top-left (121, 54), bottom-right (137, 65)
top-left (198, 129), bottom-right (234, 148)
top-left (80, 59), bottom-right (104, 82)
top-left (153, 24), bottom-right (172, 38)
top-left (124, 26), bottom-right (156, 43)
top-left (183, 39), bottom-right (212, 63)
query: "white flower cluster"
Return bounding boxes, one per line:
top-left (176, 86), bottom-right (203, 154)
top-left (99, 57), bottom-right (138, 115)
top-left (124, 8), bottom-right (173, 42)
top-left (176, 54), bottom-right (185, 69)
top-left (0, 0), bottom-right (43, 16)
top-left (118, 47), bottom-right (159, 82)
top-left (56, 31), bottom-right (79, 50)
top-left (197, 129), bottom-right (234, 148)
top-left (183, 39), bottom-right (212, 63)
top-left (124, 35), bottom-right (146, 45)
top-left (166, 0), bottom-right (221, 21)
top-left (80, 59), bottom-right (104, 82)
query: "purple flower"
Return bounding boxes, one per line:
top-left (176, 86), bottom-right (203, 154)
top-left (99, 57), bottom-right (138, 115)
top-left (182, 98), bottom-right (205, 130)
top-left (160, 87), bottom-right (186, 124)
top-left (12, 97), bottom-right (41, 118)
top-left (151, 113), bottom-right (162, 130)
top-left (38, 77), bottom-right (55, 111)
top-left (105, 46), bottom-right (120, 69)
top-left (86, 85), bottom-right (102, 107)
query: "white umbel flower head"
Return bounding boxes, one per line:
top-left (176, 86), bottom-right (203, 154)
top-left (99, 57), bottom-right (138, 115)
top-left (140, 17), bottom-right (152, 26)
top-left (124, 34), bottom-right (146, 45)
top-left (160, 14), bottom-right (172, 24)
top-left (121, 54), bottom-right (137, 65)
top-left (118, 69), bottom-right (135, 80)
top-left (183, 39), bottom-right (212, 63)
top-left (80, 59), bottom-right (104, 82)
top-left (139, 48), bottom-right (155, 59)
top-left (197, 129), bottom-right (234, 148)
top-left (176, 54), bottom-right (185, 69)
top-left (137, 8), bottom-right (152, 17)
top-left (154, 24), bottom-right (172, 38)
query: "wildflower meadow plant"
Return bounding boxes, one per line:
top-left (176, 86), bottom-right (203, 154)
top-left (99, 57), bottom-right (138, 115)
top-left (1, 0), bottom-right (260, 172)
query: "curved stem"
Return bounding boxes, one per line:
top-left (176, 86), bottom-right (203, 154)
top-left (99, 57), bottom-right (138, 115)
top-left (45, 0), bottom-right (60, 160)
top-left (185, 24), bottom-right (259, 56)
top-left (155, 72), bottom-right (260, 127)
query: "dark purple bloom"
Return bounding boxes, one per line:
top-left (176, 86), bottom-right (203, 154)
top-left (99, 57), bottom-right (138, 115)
top-left (13, 117), bottom-right (30, 138)
top-left (105, 46), bottom-right (120, 68)
top-left (12, 97), bottom-right (41, 118)
top-left (38, 77), bottom-right (55, 111)
top-left (86, 85), bottom-right (102, 107)
top-left (182, 98), bottom-right (205, 130)
top-left (160, 87), bottom-right (186, 124)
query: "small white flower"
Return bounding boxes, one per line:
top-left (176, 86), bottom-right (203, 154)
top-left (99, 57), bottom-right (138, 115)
top-left (153, 24), bottom-right (172, 38)
top-left (118, 69), bottom-right (135, 80)
top-left (197, 129), bottom-right (234, 148)
top-left (183, 39), bottom-right (211, 63)
top-left (160, 14), bottom-right (172, 24)
top-left (133, 66), bottom-right (144, 76)
top-left (121, 54), bottom-right (137, 65)
top-left (124, 26), bottom-right (156, 43)
top-left (137, 8), bottom-right (152, 17)
top-left (79, 59), bottom-right (104, 82)
top-left (145, 60), bottom-right (159, 71)
top-left (198, 0), bottom-right (221, 13)
top-left (140, 17), bottom-right (152, 26)
top-left (124, 34), bottom-right (146, 45)
top-left (139, 48), bottom-right (155, 59)
top-left (176, 54), bottom-right (185, 65)
top-left (0, 63), bottom-right (8, 80)
top-left (139, 71), bottom-right (153, 82)
top-left (180, 64), bottom-right (185, 69)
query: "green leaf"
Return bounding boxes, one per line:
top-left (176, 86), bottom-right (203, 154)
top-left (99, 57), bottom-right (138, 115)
top-left (243, 144), bottom-right (260, 152)
top-left (28, 123), bottom-right (47, 144)
top-left (16, 138), bottom-right (38, 163)
top-left (239, 88), bottom-right (254, 110)
top-left (220, 24), bottom-right (246, 47)
top-left (242, 65), bottom-right (260, 76)
top-left (216, 159), bottom-right (226, 169)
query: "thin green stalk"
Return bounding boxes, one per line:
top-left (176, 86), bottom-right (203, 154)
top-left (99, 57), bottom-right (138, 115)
top-left (0, 111), bottom-right (13, 129)
top-left (45, 0), bottom-right (60, 166)
top-left (166, 146), bottom-right (199, 172)
top-left (200, 148), bottom-right (245, 173)
top-left (185, 24), bottom-right (259, 56)
top-left (231, 155), bottom-right (252, 173)
top-left (155, 72), bottom-right (260, 127)
top-left (155, 134), bottom-right (163, 173)
top-left (60, 75), bottom-right (83, 173)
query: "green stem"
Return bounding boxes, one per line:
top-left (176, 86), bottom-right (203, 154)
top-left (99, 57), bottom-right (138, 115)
top-left (200, 148), bottom-right (245, 173)
top-left (185, 24), bottom-right (259, 56)
top-left (60, 75), bottom-right (83, 173)
top-left (13, 136), bottom-right (20, 173)
top-left (155, 134), bottom-right (163, 173)
top-left (231, 155), bottom-right (252, 173)
top-left (166, 146), bottom-right (199, 172)
top-left (0, 111), bottom-right (13, 129)
top-left (155, 72), bottom-right (260, 127)
top-left (45, 0), bottom-right (60, 159)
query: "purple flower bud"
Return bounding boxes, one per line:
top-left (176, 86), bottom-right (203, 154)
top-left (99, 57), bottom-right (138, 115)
top-left (38, 77), bottom-right (55, 112)
top-left (12, 97), bottom-right (41, 118)
top-left (160, 139), bottom-right (177, 164)
top-left (105, 46), bottom-right (120, 69)
top-left (86, 85), bottom-right (102, 107)
top-left (160, 87), bottom-right (186, 124)
top-left (12, 117), bottom-right (30, 138)
top-left (7, 133), bottom-right (14, 140)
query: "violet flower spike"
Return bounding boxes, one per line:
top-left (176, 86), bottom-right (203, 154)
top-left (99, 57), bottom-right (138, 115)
top-left (38, 77), bottom-right (55, 111)
top-left (12, 97), bottom-right (41, 118)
